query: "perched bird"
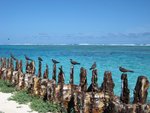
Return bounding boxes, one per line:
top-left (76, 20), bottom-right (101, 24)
top-left (38, 57), bottom-right (43, 61)
top-left (119, 66), bottom-right (134, 73)
top-left (24, 55), bottom-right (33, 61)
top-left (10, 53), bottom-right (17, 61)
top-left (70, 59), bottom-right (80, 65)
top-left (59, 66), bottom-right (63, 73)
top-left (90, 62), bottom-right (96, 70)
top-left (52, 59), bottom-right (60, 64)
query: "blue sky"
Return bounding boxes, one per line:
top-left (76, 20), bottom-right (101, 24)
top-left (0, 0), bottom-right (150, 44)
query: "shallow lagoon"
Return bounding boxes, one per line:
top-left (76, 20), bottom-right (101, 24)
top-left (0, 45), bottom-right (150, 101)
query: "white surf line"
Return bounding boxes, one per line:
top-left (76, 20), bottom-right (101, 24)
top-left (0, 92), bottom-right (37, 113)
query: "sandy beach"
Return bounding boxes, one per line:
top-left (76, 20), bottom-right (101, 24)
top-left (0, 92), bottom-right (37, 113)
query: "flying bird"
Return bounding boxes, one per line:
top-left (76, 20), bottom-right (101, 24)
top-left (90, 62), bottom-right (96, 70)
top-left (38, 57), bottom-right (43, 61)
top-left (70, 59), bottom-right (80, 65)
top-left (24, 55), bottom-right (33, 61)
top-left (52, 59), bottom-right (60, 64)
top-left (119, 67), bottom-right (134, 73)
top-left (10, 53), bottom-right (17, 61)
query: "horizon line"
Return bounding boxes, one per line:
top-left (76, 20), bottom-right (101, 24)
top-left (0, 43), bottom-right (150, 46)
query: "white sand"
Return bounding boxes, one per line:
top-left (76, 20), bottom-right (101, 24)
top-left (0, 92), bottom-right (37, 113)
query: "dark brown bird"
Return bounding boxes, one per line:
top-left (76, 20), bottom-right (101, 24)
top-left (10, 53), bottom-right (17, 61)
top-left (119, 67), bottom-right (134, 73)
top-left (70, 59), bottom-right (80, 65)
top-left (38, 57), bottom-right (43, 61)
top-left (24, 55), bottom-right (33, 61)
top-left (90, 62), bottom-right (96, 70)
top-left (52, 59), bottom-right (60, 64)
top-left (59, 66), bottom-right (63, 73)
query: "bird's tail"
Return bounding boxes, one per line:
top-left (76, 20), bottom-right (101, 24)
top-left (76, 63), bottom-right (80, 65)
top-left (129, 70), bottom-right (134, 73)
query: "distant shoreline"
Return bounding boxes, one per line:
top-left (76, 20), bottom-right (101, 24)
top-left (0, 44), bottom-right (150, 46)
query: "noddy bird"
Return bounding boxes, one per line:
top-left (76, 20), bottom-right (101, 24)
top-left (59, 66), bottom-right (63, 73)
top-left (52, 59), bottom-right (60, 64)
top-left (24, 55), bottom-right (33, 61)
top-left (38, 57), bottom-right (43, 61)
top-left (119, 66), bottom-right (134, 73)
top-left (90, 62), bottom-right (96, 70)
top-left (70, 59), bottom-right (80, 65)
top-left (10, 53), bottom-right (17, 61)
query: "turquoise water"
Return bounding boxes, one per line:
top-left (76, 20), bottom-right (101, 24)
top-left (0, 45), bottom-right (150, 100)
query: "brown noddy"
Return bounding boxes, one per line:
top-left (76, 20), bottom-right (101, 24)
top-left (10, 53), bottom-right (17, 61)
top-left (90, 62), bottom-right (96, 70)
top-left (70, 59), bottom-right (80, 65)
top-left (38, 57), bottom-right (43, 61)
top-left (119, 66), bottom-right (134, 73)
top-left (24, 55), bottom-right (33, 61)
top-left (52, 59), bottom-right (60, 64)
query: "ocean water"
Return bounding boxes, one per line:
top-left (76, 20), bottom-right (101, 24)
top-left (0, 45), bottom-right (150, 101)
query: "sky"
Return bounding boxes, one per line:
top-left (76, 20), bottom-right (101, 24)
top-left (0, 0), bottom-right (150, 45)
